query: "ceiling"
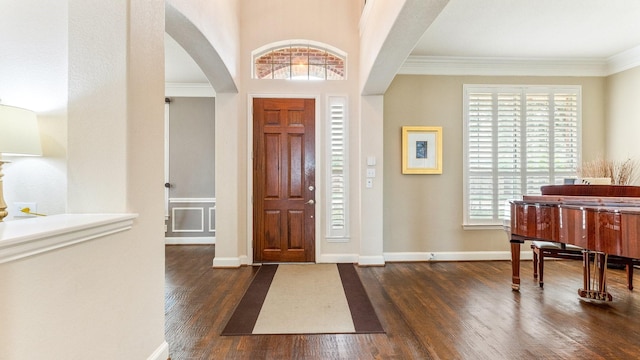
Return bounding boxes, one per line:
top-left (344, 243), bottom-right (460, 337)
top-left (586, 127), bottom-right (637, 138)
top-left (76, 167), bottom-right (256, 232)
top-left (165, 0), bottom-right (640, 85)
top-left (413, 0), bottom-right (640, 59)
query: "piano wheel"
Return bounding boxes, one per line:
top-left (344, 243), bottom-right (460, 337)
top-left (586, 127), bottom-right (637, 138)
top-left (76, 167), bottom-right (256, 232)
top-left (539, 282), bottom-right (544, 288)
top-left (578, 289), bottom-right (613, 301)
top-left (511, 283), bottom-right (520, 291)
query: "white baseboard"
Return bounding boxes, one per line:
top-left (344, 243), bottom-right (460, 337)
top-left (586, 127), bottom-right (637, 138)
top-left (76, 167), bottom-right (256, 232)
top-left (147, 341), bottom-right (169, 360)
top-left (165, 237), bottom-right (215, 245)
top-left (318, 253), bottom-right (359, 263)
top-left (384, 251), bottom-right (534, 262)
top-left (238, 251), bottom-right (535, 265)
top-left (358, 255), bottom-right (386, 266)
top-left (212, 256), bottom-right (241, 268)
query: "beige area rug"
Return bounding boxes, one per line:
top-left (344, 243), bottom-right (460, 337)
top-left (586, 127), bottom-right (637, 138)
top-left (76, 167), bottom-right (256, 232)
top-left (221, 263), bottom-right (384, 335)
top-left (253, 264), bottom-right (354, 334)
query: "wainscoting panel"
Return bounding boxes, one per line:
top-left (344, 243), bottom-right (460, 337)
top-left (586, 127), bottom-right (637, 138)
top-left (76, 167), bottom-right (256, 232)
top-left (165, 198), bottom-right (216, 244)
top-left (172, 208), bottom-right (204, 232)
top-left (208, 206), bottom-right (216, 234)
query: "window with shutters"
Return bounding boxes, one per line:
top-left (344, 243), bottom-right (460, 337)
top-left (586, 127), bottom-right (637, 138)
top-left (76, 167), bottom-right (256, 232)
top-left (326, 96), bottom-right (349, 241)
top-left (463, 85), bottom-right (581, 227)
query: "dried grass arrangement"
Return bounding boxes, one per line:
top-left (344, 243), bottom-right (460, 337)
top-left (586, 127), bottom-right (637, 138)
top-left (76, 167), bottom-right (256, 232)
top-left (577, 158), bottom-right (639, 185)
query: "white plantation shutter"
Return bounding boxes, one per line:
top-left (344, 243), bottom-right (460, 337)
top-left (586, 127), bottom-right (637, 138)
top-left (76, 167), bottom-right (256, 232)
top-left (463, 85), bottom-right (581, 226)
top-left (327, 96), bottom-right (349, 240)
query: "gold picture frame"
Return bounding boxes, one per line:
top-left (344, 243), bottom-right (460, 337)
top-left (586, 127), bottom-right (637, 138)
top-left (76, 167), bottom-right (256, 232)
top-left (402, 126), bottom-right (443, 174)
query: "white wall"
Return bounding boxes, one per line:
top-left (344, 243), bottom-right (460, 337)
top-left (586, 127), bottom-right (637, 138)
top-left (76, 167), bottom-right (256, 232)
top-left (0, 1), bottom-right (167, 359)
top-left (166, 0), bottom-right (239, 92)
top-left (168, 0), bottom-right (239, 80)
top-left (239, 0), bottom-right (364, 263)
top-left (606, 66), bottom-right (640, 171)
top-left (0, 0), bottom-right (67, 220)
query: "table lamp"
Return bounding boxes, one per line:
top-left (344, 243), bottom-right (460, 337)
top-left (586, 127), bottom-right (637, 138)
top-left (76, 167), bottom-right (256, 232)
top-left (0, 104), bottom-right (42, 222)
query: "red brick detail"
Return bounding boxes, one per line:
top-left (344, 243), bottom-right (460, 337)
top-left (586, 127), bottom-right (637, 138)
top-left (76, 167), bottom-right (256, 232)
top-left (254, 45), bottom-right (345, 79)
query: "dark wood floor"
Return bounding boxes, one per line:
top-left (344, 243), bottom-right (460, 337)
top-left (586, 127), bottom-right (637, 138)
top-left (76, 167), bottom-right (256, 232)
top-left (165, 245), bottom-right (640, 359)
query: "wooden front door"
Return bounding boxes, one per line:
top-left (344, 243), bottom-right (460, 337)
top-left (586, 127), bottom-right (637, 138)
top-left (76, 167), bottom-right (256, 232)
top-left (253, 98), bottom-right (316, 262)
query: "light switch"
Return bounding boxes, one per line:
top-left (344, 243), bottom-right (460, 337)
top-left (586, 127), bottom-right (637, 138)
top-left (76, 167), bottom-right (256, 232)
top-left (367, 156), bottom-right (376, 166)
top-left (366, 168), bottom-right (376, 178)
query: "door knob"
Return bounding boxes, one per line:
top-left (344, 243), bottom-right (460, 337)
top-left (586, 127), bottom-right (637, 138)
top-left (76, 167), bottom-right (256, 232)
top-left (306, 199), bottom-right (315, 205)
top-left (164, 182), bottom-right (171, 188)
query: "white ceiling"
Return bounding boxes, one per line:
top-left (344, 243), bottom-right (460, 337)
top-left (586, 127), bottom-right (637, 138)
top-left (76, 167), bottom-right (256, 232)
top-left (413, 0), bottom-right (640, 59)
top-left (165, 0), bottom-right (640, 85)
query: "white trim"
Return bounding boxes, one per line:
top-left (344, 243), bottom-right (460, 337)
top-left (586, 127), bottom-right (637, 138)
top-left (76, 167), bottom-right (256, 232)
top-left (171, 207), bottom-right (204, 232)
top-left (318, 253), bottom-right (359, 263)
top-left (208, 206), bottom-right (216, 232)
top-left (462, 224), bottom-right (506, 230)
top-left (247, 93), bottom-right (323, 266)
top-left (0, 214), bottom-right (137, 264)
top-left (400, 51), bottom-right (640, 77)
top-left (358, 255), bottom-right (386, 266)
top-left (400, 56), bottom-right (608, 77)
top-left (326, 236), bottom-right (351, 243)
top-left (165, 82), bottom-right (216, 97)
top-left (165, 236), bottom-right (215, 245)
top-left (607, 44), bottom-right (640, 75)
top-left (252, 39), bottom-right (347, 59)
top-left (384, 251), bottom-right (534, 262)
top-left (147, 341), bottom-right (169, 360)
top-left (164, 101), bottom-right (170, 218)
top-left (169, 197), bottom-right (216, 203)
top-left (246, 95), bottom-right (254, 265)
top-left (359, 0), bottom-right (375, 37)
top-left (212, 256), bottom-right (242, 268)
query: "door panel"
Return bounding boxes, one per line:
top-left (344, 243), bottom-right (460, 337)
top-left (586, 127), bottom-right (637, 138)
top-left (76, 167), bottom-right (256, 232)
top-left (253, 98), bottom-right (315, 262)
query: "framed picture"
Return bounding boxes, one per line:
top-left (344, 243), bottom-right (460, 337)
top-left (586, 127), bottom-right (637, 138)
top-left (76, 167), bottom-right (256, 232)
top-left (402, 126), bottom-right (443, 174)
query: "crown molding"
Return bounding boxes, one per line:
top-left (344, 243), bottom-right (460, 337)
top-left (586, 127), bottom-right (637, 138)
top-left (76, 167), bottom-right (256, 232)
top-left (165, 82), bottom-right (215, 97)
top-left (399, 56), bottom-right (609, 77)
top-left (607, 44), bottom-right (640, 75)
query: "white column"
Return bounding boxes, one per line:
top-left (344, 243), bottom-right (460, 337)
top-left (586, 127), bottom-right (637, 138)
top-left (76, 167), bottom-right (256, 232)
top-left (359, 95), bottom-right (385, 266)
top-left (212, 92), bottom-right (243, 267)
top-left (68, 0), bottom-right (128, 212)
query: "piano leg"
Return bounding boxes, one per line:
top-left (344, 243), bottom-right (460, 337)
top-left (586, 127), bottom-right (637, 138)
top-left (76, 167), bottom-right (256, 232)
top-left (596, 253), bottom-right (606, 294)
top-left (578, 251), bottom-right (613, 301)
top-left (582, 250), bottom-right (590, 294)
top-left (627, 263), bottom-right (634, 291)
top-left (510, 239), bottom-right (523, 291)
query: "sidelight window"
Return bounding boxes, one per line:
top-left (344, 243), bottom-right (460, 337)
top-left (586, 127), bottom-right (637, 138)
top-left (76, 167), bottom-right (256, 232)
top-left (326, 96), bottom-right (349, 241)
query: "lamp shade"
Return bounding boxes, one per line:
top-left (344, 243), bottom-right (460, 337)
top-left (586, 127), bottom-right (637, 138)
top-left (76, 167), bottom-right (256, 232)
top-left (0, 105), bottom-right (42, 156)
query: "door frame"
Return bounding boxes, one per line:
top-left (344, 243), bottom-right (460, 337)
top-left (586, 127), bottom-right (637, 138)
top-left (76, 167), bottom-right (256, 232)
top-left (246, 93), bottom-right (322, 265)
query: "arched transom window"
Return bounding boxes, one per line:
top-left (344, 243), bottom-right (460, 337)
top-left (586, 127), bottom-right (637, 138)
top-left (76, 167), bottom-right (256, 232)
top-left (253, 40), bottom-right (346, 80)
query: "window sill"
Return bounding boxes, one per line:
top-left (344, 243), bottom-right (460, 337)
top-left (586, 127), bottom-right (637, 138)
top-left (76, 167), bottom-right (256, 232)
top-left (0, 213), bottom-right (138, 264)
top-left (462, 224), bottom-right (506, 231)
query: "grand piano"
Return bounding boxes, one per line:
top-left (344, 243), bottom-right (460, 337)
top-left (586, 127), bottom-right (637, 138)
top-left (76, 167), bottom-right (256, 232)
top-left (509, 185), bottom-right (640, 301)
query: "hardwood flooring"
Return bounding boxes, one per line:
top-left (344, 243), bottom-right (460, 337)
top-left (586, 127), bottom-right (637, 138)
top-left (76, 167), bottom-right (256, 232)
top-left (165, 245), bottom-right (640, 359)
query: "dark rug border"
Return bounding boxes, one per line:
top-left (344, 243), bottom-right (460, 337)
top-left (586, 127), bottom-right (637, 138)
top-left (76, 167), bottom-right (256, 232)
top-left (337, 263), bottom-right (385, 333)
top-left (221, 264), bottom-right (278, 335)
top-left (221, 263), bottom-right (384, 336)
